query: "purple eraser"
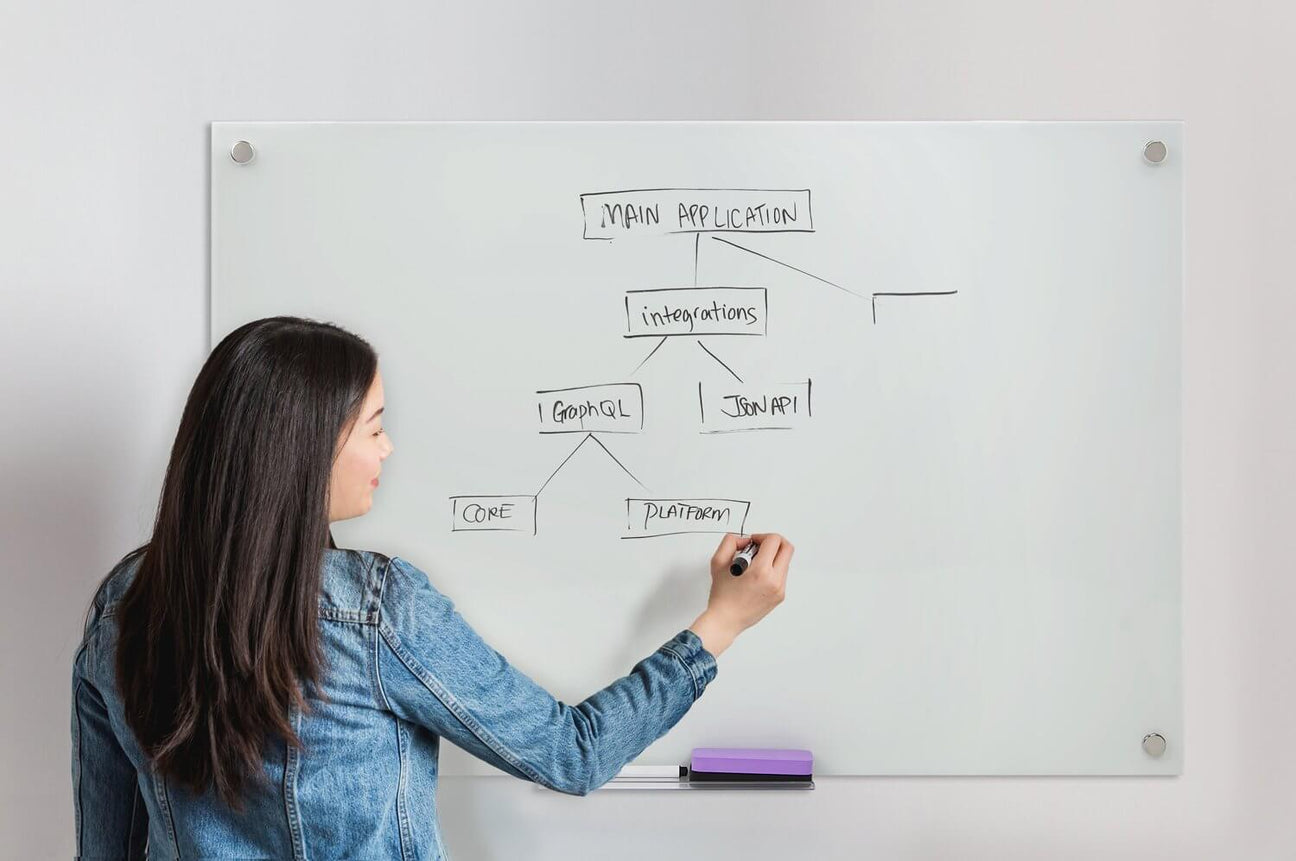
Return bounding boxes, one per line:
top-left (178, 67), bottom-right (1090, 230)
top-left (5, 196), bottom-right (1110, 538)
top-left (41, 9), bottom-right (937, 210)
top-left (690, 747), bottom-right (813, 776)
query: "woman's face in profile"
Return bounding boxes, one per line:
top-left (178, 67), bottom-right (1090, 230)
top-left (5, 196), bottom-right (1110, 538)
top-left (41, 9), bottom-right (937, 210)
top-left (329, 369), bottom-right (394, 523)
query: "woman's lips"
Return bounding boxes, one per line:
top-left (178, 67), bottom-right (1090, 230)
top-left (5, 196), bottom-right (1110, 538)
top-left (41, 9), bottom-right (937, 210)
top-left (371, 478), bottom-right (379, 487)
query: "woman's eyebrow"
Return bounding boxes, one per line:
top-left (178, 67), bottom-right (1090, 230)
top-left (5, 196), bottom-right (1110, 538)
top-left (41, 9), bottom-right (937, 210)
top-left (367, 407), bottom-right (385, 422)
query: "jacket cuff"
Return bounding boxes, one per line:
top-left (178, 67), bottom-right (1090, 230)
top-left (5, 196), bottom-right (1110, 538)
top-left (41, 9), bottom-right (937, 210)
top-left (660, 628), bottom-right (719, 701)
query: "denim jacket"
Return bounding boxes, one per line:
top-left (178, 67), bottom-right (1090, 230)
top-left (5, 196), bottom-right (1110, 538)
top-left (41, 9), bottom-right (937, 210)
top-left (72, 548), bottom-right (718, 859)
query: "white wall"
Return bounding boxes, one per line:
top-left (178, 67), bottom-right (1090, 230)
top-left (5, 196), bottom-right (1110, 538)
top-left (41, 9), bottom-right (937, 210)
top-left (2, 1), bottom-right (1291, 857)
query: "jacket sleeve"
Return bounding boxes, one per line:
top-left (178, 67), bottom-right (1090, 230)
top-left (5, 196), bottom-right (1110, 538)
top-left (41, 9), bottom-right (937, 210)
top-left (71, 607), bottom-right (148, 859)
top-left (373, 555), bottom-right (717, 796)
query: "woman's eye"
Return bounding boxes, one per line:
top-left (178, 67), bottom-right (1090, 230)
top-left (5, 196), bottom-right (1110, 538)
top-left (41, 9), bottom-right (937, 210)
top-left (373, 427), bottom-right (385, 437)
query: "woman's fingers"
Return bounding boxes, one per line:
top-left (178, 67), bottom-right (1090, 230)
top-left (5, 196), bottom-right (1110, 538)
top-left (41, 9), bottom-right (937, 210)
top-left (773, 540), bottom-right (794, 575)
top-left (711, 532), bottom-right (741, 566)
top-left (751, 533), bottom-right (783, 566)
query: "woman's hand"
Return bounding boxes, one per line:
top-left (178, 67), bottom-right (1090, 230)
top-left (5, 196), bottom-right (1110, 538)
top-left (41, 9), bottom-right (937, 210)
top-left (688, 532), bottom-right (794, 658)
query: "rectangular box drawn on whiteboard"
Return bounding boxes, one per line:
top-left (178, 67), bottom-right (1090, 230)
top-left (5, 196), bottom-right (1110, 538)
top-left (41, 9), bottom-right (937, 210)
top-left (536, 383), bottom-right (644, 434)
top-left (581, 188), bottom-right (814, 239)
top-left (699, 380), bottom-right (812, 433)
top-left (624, 287), bottom-right (768, 339)
top-left (450, 495), bottom-right (537, 535)
top-left (624, 498), bottom-right (752, 539)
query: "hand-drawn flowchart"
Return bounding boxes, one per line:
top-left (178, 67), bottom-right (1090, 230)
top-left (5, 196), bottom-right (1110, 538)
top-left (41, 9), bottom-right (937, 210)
top-left (449, 187), bottom-right (957, 539)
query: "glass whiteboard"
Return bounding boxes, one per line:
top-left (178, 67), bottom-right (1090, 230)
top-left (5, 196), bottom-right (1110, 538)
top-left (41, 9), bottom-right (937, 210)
top-left (211, 121), bottom-right (1182, 775)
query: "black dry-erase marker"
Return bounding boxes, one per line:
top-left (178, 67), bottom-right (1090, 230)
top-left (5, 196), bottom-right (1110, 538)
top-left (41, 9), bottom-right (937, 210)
top-left (729, 538), bottom-right (760, 576)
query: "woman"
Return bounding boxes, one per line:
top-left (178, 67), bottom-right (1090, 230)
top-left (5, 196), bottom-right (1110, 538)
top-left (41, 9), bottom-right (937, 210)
top-left (71, 316), bottom-right (794, 858)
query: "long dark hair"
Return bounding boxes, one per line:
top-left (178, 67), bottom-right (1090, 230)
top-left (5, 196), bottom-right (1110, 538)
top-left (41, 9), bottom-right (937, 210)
top-left (114, 316), bottom-right (378, 808)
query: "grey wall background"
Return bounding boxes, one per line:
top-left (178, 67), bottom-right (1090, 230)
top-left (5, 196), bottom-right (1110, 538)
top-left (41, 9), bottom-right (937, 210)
top-left (1, 1), bottom-right (1291, 857)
